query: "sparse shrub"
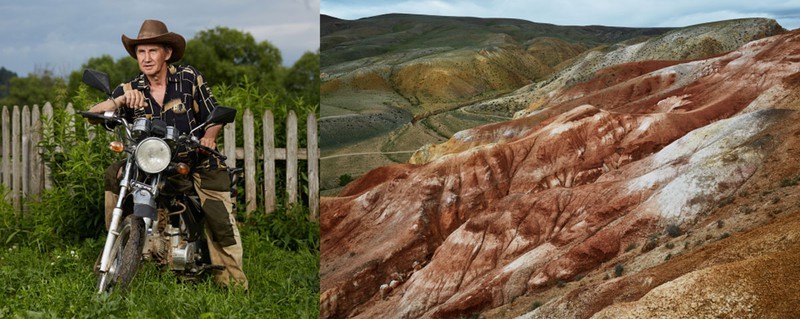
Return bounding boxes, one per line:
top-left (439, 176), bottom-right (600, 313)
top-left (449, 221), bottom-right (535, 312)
top-left (641, 237), bottom-right (658, 253)
top-left (557, 279), bottom-right (566, 288)
top-left (717, 220), bottom-right (725, 228)
top-left (665, 253), bottom-right (672, 261)
top-left (717, 196), bottom-right (734, 208)
top-left (738, 191), bottom-right (749, 197)
top-left (720, 233), bottom-right (731, 240)
top-left (779, 175), bottom-right (800, 187)
top-left (338, 174), bottom-right (354, 187)
top-left (530, 301), bottom-right (542, 311)
top-left (625, 242), bottom-right (637, 252)
top-left (614, 264), bottom-right (624, 277)
top-left (738, 205), bottom-right (754, 215)
top-left (665, 242), bottom-right (675, 249)
top-left (665, 224), bottom-right (682, 238)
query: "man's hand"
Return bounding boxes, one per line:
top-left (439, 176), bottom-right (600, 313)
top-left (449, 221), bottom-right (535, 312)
top-left (200, 123), bottom-right (222, 154)
top-left (120, 90), bottom-right (147, 109)
top-left (200, 136), bottom-right (217, 150)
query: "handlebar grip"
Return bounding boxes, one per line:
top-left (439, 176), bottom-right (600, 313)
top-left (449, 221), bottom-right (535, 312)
top-left (200, 145), bottom-right (227, 161)
top-left (78, 110), bottom-right (106, 119)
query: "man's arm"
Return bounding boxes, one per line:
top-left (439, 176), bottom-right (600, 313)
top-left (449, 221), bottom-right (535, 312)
top-left (200, 124), bottom-right (222, 150)
top-left (88, 95), bottom-right (124, 113)
top-left (88, 91), bottom-right (147, 113)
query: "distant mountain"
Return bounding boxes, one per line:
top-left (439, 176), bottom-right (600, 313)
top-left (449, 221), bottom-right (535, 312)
top-left (321, 13), bottom-right (671, 67)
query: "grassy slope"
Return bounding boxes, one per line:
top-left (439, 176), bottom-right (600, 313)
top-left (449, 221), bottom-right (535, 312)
top-left (0, 227), bottom-right (319, 318)
top-left (321, 13), bottom-right (671, 67)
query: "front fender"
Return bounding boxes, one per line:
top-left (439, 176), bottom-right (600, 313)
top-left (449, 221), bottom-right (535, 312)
top-left (132, 188), bottom-right (156, 219)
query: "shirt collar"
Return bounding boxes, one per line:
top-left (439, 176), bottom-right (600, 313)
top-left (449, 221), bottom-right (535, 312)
top-left (134, 64), bottom-right (178, 88)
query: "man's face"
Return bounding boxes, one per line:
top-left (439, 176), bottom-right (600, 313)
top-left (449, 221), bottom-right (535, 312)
top-left (136, 44), bottom-right (172, 77)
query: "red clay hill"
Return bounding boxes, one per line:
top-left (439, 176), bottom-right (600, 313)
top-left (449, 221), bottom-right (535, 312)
top-left (321, 28), bottom-right (800, 318)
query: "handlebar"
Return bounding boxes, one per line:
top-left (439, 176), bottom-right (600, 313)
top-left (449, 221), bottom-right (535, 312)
top-left (198, 144), bottom-right (227, 161)
top-left (184, 135), bottom-right (227, 161)
top-left (82, 110), bottom-right (226, 161)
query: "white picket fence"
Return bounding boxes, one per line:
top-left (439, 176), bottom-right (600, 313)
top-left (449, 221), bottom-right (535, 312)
top-left (0, 103), bottom-right (319, 220)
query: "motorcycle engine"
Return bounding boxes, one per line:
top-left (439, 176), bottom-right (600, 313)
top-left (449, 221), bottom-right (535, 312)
top-left (172, 242), bottom-right (197, 271)
top-left (165, 224), bottom-right (199, 271)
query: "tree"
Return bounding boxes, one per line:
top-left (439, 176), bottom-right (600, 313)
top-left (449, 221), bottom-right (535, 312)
top-left (0, 69), bottom-right (66, 107)
top-left (181, 26), bottom-right (284, 92)
top-left (284, 50), bottom-right (320, 106)
top-left (0, 66), bottom-right (18, 99)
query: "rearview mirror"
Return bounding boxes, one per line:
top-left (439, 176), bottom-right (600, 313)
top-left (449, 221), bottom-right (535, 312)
top-left (205, 106), bottom-right (237, 126)
top-left (82, 69), bottom-right (112, 96)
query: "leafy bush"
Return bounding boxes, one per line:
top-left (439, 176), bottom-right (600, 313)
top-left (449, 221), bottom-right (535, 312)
top-left (245, 204), bottom-right (319, 252)
top-left (0, 86), bottom-right (116, 250)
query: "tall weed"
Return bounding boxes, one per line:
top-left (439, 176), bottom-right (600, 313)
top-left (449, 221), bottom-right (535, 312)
top-left (245, 204), bottom-right (320, 251)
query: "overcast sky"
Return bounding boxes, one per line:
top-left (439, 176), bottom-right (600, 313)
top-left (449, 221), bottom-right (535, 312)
top-left (322, 0), bottom-right (800, 31)
top-left (0, 0), bottom-right (320, 77)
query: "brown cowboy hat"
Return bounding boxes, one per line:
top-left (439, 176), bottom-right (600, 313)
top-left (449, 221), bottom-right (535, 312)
top-left (121, 20), bottom-right (185, 63)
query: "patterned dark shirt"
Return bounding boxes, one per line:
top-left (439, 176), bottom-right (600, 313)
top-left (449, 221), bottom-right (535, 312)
top-left (111, 64), bottom-right (224, 170)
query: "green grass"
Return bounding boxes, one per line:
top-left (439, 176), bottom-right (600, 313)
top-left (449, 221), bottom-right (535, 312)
top-left (0, 226), bottom-right (319, 318)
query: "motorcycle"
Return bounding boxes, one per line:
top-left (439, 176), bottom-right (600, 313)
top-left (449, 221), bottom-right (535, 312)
top-left (78, 69), bottom-right (242, 293)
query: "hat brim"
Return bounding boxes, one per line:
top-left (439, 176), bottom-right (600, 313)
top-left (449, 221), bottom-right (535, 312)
top-left (122, 32), bottom-right (185, 63)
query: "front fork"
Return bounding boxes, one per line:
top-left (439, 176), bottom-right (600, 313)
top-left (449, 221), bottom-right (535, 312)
top-left (97, 160), bottom-right (160, 274)
top-left (98, 160), bottom-right (134, 274)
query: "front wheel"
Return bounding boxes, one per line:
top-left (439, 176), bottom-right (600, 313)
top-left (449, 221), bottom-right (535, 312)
top-left (96, 214), bottom-right (145, 293)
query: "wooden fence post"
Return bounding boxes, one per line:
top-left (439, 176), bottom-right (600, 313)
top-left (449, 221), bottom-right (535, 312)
top-left (224, 120), bottom-right (236, 169)
top-left (21, 106), bottom-right (30, 199)
top-left (65, 103), bottom-right (75, 135)
top-left (42, 103), bottom-right (53, 190)
top-left (30, 105), bottom-right (42, 196)
top-left (307, 113), bottom-right (319, 220)
top-left (243, 109), bottom-right (257, 216)
top-left (286, 110), bottom-right (298, 205)
top-left (263, 110), bottom-right (276, 214)
top-left (2, 106), bottom-right (9, 191)
top-left (11, 105), bottom-right (20, 209)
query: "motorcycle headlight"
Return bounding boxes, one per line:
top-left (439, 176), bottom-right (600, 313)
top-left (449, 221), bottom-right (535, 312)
top-left (135, 137), bottom-right (171, 173)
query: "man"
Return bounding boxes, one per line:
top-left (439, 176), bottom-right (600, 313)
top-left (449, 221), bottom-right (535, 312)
top-left (89, 19), bottom-right (247, 290)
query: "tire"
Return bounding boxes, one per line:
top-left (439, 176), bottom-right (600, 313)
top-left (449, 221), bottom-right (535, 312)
top-left (96, 214), bottom-right (145, 293)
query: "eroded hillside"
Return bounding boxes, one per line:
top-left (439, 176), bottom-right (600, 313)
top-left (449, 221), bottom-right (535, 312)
top-left (320, 15), bottom-right (782, 195)
top-left (321, 27), bottom-right (800, 318)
